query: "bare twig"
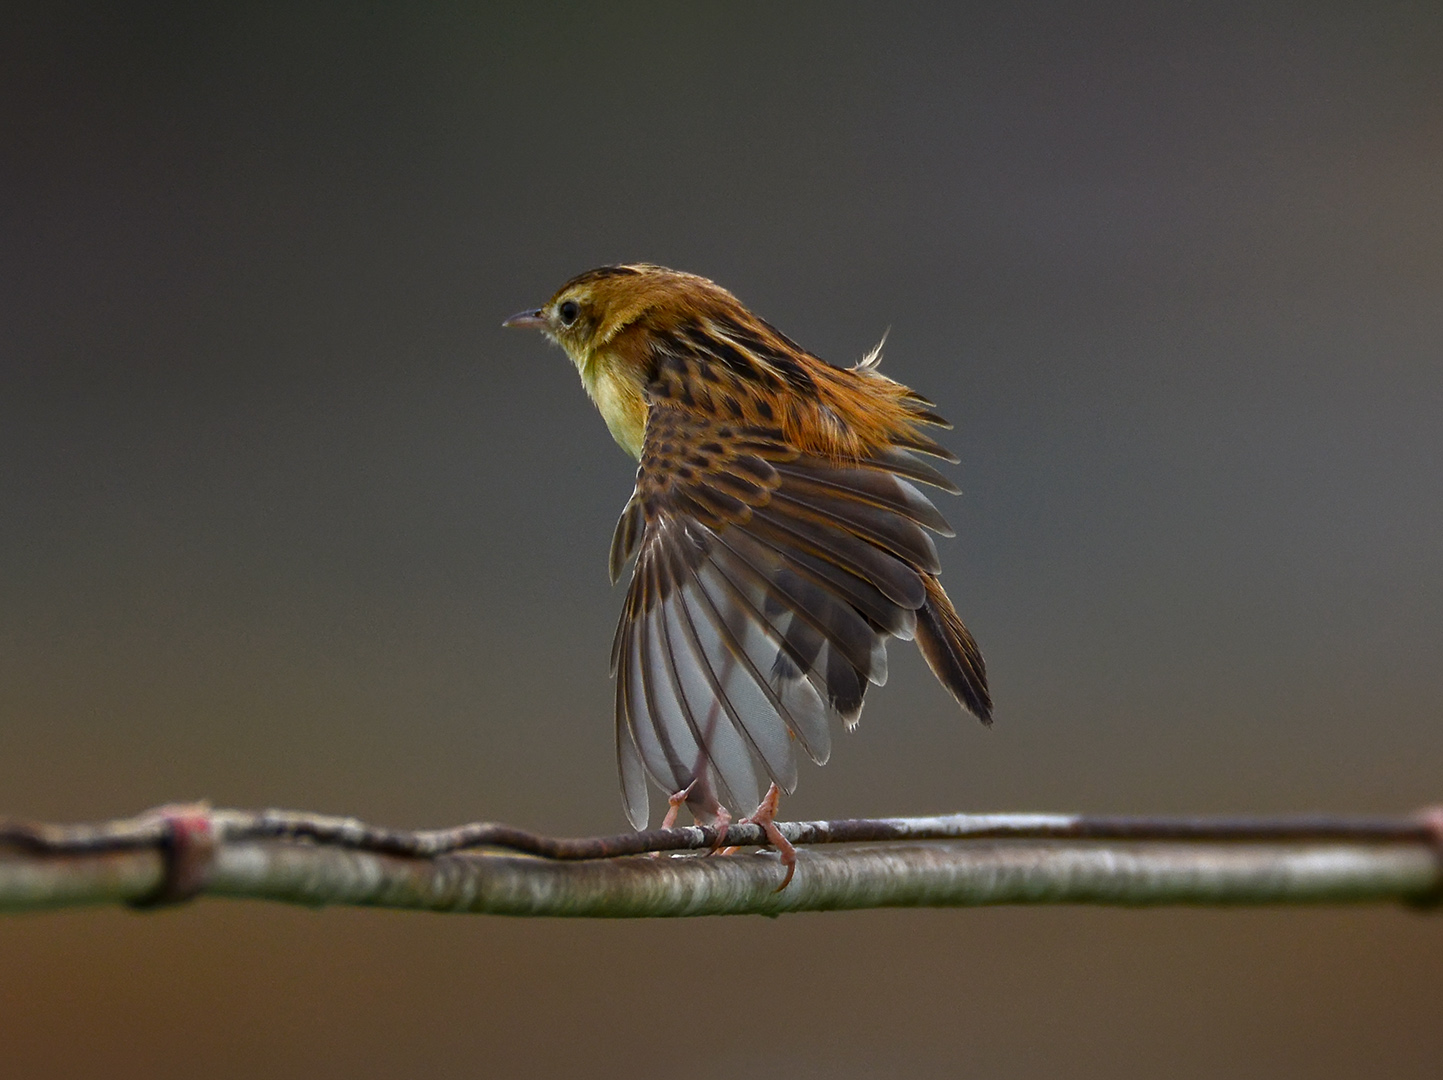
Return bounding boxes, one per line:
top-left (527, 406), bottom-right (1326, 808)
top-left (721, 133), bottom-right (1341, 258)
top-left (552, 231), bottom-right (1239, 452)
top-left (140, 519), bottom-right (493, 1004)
top-left (2, 804), bottom-right (1440, 916)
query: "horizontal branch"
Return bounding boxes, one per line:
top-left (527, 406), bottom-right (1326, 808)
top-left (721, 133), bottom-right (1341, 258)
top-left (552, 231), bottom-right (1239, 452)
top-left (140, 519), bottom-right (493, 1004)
top-left (2, 804), bottom-right (1440, 916)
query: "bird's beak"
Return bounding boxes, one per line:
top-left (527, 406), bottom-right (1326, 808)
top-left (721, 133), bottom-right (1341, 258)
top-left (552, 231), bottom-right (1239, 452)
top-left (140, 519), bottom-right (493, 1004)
top-left (502, 308), bottom-right (548, 330)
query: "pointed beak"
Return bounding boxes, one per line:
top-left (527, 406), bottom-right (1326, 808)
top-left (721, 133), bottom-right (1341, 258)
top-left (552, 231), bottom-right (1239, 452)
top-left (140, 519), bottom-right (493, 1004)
top-left (502, 308), bottom-right (548, 330)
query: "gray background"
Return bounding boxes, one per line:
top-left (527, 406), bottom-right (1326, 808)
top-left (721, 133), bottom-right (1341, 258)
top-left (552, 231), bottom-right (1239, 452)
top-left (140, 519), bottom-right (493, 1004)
top-left (3, 4), bottom-right (1441, 1077)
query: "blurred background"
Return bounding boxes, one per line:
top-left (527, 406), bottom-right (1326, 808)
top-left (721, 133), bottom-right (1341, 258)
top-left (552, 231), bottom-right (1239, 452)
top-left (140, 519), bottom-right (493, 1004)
top-left (2, 3), bottom-right (1440, 1077)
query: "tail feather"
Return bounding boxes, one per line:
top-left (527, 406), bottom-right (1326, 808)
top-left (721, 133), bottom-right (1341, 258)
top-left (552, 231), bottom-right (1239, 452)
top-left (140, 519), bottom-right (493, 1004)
top-left (913, 574), bottom-right (992, 724)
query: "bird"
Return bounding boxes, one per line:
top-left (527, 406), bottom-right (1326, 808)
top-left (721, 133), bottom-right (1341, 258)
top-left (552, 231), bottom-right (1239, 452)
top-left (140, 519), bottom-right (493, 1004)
top-left (504, 264), bottom-right (991, 869)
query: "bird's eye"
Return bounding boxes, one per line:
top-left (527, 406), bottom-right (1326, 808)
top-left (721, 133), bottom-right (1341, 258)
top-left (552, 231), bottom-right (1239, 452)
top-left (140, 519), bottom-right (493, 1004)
top-left (558, 299), bottom-right (580, 326)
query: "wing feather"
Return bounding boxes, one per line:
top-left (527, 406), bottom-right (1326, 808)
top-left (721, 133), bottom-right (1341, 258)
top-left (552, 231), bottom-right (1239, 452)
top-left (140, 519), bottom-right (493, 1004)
top-left (668, 554), bottom-right (798, 791)
top-left (709, 527), bottom-right (886, 684)
top-left (615, 668), bottom-right (651, 829)
top-left (690, 557), bottom-right (834, 764)
top-left (748, 504), bottom-right (926, 608)
top-left (864, 447), bottom-right (962, 494)
top-left (726, 523), bottom-right (917, 639)
top-left (655, 579), bottom-right (760, 812)
top-left (767, 487), bottom-right (941, 573)
top-left (610, 399), bottom-right (984, 823)
top-left (771, 462), bottom-right (955, 536)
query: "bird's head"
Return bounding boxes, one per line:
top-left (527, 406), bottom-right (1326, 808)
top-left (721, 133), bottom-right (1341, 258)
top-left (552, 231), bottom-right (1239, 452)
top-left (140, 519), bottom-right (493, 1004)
top-left (506, 264), bottom-right (742, 458)
top-left (503, 263), bottom-right (737, 377)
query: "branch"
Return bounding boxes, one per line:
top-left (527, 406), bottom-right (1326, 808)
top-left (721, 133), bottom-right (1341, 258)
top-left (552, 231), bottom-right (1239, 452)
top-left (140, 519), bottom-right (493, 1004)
top-left (2, 804), bottom-right (1440, 916)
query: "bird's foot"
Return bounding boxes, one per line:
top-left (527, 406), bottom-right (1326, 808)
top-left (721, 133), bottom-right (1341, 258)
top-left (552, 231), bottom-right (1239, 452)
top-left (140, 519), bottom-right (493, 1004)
top-left (658, 781), bottom-right (697, 831)
top-left (736, 783), bottom-right (796, 891)
top-left (650, 782), bottom-right (697, 858)
top-left (705, 804), bottom-right (733, 852)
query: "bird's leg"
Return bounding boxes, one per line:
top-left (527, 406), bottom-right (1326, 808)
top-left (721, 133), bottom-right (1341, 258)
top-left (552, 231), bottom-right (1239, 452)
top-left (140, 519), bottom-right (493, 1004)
top-left (707, 803), bottom-right (733, 853)
top-left (652, 774), bottom-right (736, 857)
top-left (649, 781), bottom-right (698, 859)
top-left (658, 780), bottom-right (697, 832)
top-left (685, 771), bottom-right (733, 851)
top-left (732, 782), bottom-right (797, 891)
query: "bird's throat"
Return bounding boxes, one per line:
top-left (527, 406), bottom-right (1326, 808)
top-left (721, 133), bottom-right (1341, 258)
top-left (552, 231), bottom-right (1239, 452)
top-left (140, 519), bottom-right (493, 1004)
top-left (579, 351), bottom-right (647, 460)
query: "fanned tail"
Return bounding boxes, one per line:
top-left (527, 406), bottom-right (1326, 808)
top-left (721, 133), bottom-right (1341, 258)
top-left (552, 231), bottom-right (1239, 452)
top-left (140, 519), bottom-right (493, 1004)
top-left (913, 574), bottom-right (992, 724)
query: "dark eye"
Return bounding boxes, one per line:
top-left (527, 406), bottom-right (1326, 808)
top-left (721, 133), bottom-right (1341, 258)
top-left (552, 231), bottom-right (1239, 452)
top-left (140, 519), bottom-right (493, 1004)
top-left (558, 299), bottom-right (580, 326)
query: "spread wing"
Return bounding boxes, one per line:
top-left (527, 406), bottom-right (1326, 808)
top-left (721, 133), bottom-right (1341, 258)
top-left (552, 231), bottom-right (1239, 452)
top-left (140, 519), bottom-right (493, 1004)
top-left (608, 403), bottom-right (984, 828)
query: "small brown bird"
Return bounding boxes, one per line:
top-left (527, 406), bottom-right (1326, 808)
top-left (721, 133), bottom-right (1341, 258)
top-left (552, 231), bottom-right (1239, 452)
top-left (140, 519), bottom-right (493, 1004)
top-left (505, 265), bottom-right (990, 851)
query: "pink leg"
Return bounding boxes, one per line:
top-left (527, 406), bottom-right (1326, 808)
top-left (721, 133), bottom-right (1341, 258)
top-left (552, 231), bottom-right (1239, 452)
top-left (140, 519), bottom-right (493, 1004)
top-left (659, 781), bottom-right (696, 831)
top-left (650, 781), bottom-right (697, 859)
top-left (738, 783), bottom-right (797, 891)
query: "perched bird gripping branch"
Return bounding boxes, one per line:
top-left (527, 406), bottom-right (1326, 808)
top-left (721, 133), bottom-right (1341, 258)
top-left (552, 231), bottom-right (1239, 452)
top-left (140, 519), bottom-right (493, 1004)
top-left (505, 265), bottom-right (991, 855)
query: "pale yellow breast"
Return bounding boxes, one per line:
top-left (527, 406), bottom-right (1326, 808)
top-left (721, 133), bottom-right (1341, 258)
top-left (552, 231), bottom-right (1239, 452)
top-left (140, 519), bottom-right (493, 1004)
top-left (580, 353), bottom-right (648, 460)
